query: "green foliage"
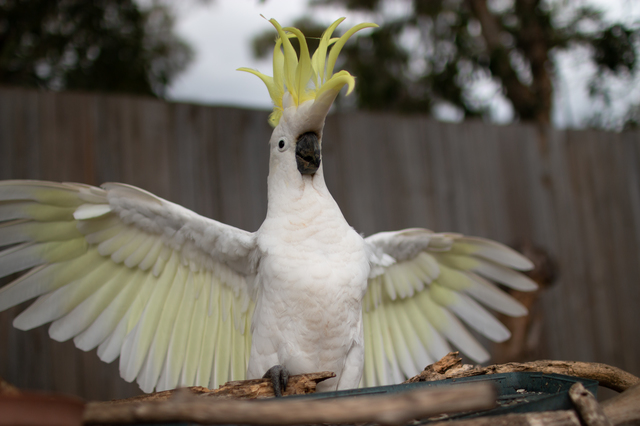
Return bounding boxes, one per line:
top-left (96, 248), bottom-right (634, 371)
top-left (592, 24), bottom-right (637, 73)
top-left (0, 0), bottom-right (192, 97)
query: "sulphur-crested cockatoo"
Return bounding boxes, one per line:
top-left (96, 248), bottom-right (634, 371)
top-left (0, 18), bottom-right (536, 395)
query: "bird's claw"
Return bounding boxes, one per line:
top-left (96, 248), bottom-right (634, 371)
top-left (263, 364), bottom-right (289, 397)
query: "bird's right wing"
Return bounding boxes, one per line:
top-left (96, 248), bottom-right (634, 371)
top-left (0, 180), bottom-right (257, 392)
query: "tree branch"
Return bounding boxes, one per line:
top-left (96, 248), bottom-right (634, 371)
top-left (83, 382), bottom-right (496, 425)
top-left (569, 382), bottom-right (613, 426)
top-left (405, 352), bottom-right (640, 392)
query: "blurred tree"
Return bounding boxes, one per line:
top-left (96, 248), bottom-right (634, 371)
top-left (252, 0), bottom-right (640, 126)
top-left (0, 0), bottom-right (192, 97)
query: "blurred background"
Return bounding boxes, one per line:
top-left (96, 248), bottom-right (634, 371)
top-left (0, 0), bottom-right (639, 401)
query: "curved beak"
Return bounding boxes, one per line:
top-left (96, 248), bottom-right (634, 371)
top-left (296, 132), bottom-right (321, 175)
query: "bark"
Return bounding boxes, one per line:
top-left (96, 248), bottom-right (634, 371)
top-left (405, 352), bottom-right (640, 392)
top-left (102, 371), bottom-right (336, 404)
top-left (569, 382), bottom-right (613, 426)
top-left (429, 410), bottom-right (582, 426)
top-left (83, 382), bottom-right (495, 425)
top-left (601, 383), bottom-right (640, 425)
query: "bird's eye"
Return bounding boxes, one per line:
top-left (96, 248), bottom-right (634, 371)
top-left (278, 139), bottom-right (286, 150)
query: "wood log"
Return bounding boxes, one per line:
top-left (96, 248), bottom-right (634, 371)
top-left (101, 371), bottom-right (335, 404)
top-left (428, 410), bottom-right (582, 426)
top-left (601, 382), bottom-right (640, 425)
top-left (406, 352), bottom-right (640, 392)
top-left (568, 382), bottom-right (612, 426)
top-left (204, 371), bottom-right (335, 399)
top-left (83, 382), bottom-right (496, 425)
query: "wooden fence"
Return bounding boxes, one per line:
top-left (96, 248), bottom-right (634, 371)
top-left (0, 87), bottom-right (639, 400)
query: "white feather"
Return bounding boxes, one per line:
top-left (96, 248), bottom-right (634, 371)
top-left (465, 272), bottom-right (528, 316)
top-left (157, 270), bottom-right (197, 391)
top-left (73, 204), bottom-right (112, 220)
top-left (179, 271), bottom-right (210, 386)
top-left (0, 202), bottom-right (75, 222)
top-left (120, 253), bottom-right (179, 383)
top-left (14, 260), bottom-right (117, 331)
top-left (473, 258), bottom-right (538, 291)
top-left (453, 236), bottom-right (534, 270)
top-left (49, 265), bottom-right (134, 342)
top-left (75, 269), bottom-right (146, 351)
top-left (448, 292), bottom-right (512, 342)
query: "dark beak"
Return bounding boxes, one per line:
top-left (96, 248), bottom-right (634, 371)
top-left (296, 132), bottom-right (321, 175)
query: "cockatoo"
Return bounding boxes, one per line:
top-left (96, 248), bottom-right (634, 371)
top-left (0, 18), bottom-right (536, 395)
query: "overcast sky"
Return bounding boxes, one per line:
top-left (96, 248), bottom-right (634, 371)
top-left (165, 0), bottom-right (640, 129)
top-left (167, 1), bottom-right (316, 110)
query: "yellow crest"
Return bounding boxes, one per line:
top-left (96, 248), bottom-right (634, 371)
top-left (238, 18), bottom-right (378, 127)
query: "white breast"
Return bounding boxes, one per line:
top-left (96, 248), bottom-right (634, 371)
top-left (247, 185), bottom-right (370, 390)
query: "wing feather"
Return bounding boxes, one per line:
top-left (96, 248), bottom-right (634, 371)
top-left (136, 256), bottom-right (186, 392)
top-left (363, 228), bottom-right (536, 386)
top-left (376, 302), bottom-right (404, 384)
top-left (0, 180), bottom-right (257, 393)
top-left (48, 264), bottom-right (136, 342)
top-left (362, 312), bottom-right (377, 386)
top-left (14, 258), bottom-right (119, 331)
top-left (180, 270), bottom-right (210, 387)
top-left (157, 270), bottom-right (197, 391)
top-left (195, 275), bottom-right (221, 386)
top-left (394, 302), bottom-right (433, 370)
top-left (75, 268), bottom-right (147, 351)
top-left (385, 302), bottom-right (417, 377)
top-left (464, 272), bottom-right (527, 316)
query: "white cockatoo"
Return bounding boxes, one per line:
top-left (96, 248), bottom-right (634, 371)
top-left (0, 18), bottom-right (536, 395)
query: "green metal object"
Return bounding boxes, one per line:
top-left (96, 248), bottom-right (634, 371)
top-left (289, 372), bottom-right (599, 421)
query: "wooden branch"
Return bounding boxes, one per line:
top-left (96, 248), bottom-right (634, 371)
top-left (427, 381), bottom-right (640, 426)
top-left (601, 383), bottom-right (640, 425)
top-left (404, 351), bottom-right (473, 383)
top-left (206, 371), bottom-right (335, 399)
top-left (569, 382), bottom-right (612, 426)
top-left (102, 371), bottom-right (335, 404)
top-left (429, 410), bottom-right (582, 426)
top-left (83, 382), bottom-right (496, 425)
top-left (405, 352), bottom-right (640, 392)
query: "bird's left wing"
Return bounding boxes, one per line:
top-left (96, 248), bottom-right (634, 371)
top-left (0, 180), bottom-right (257, 392)
top-left (362, 228), bottom-right (536, 387)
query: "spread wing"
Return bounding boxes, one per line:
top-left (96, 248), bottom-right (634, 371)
top-left (362, 228), bottom-right (536, 387)
top-left (0, 180), bottom-right (257, 392)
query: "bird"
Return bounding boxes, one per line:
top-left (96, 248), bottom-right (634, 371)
top-left (0, 18), bottom-right (537, 395)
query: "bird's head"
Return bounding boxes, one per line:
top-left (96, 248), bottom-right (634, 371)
top-left (239, 18), bottom-right (377, 178)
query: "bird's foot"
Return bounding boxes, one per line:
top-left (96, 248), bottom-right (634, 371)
top-left (263, 364), bottom-right (289, 397)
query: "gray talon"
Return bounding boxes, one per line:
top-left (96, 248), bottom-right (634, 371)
top-left (263, 365), bottom-right (289, 397)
